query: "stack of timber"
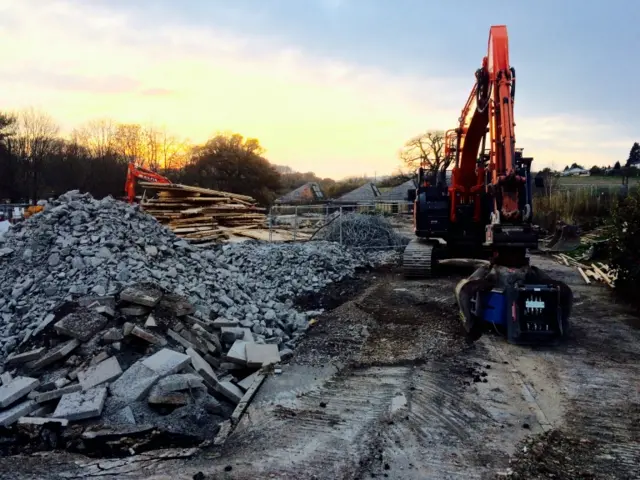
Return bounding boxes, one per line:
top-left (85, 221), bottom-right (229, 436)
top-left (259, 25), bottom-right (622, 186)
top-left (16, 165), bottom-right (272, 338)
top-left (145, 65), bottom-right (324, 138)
top-left (139, 182), bottom-right (266, 244)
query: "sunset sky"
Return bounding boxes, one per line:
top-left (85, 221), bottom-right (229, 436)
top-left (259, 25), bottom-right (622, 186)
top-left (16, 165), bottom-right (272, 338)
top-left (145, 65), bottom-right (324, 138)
top-left (1, 0), bottom-right (638, 178)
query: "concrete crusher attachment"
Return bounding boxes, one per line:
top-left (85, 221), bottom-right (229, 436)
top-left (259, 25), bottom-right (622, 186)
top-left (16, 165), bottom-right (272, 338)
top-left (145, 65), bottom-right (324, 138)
top-left (402, 25), bottom-right (573, 345)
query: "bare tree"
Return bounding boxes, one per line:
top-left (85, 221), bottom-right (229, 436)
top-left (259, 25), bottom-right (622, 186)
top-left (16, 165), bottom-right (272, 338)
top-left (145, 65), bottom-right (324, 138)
top-left (72, 118), bottom-right (117, 157)
top-left (143, 124), bottom-right (161, 171)
top-left (113, 123), bottom-right (143, 163)
top-left (399, 130), bottom-right (449, 174)
top-left (15, 107), bottom-right (60, 203)
top-left (160, 127), bottom-right (190, 170)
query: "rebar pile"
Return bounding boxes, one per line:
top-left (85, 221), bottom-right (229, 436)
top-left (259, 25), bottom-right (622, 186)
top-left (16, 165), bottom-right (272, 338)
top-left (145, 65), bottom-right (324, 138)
top-left (313, 213), bottom-right (409, 251)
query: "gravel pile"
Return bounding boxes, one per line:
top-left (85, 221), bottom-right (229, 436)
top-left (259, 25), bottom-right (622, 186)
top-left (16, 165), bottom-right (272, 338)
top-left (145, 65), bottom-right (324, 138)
top-left (0, 191), bottom-right (382, 360)
top-left (313, 213), bottom-right (409, 251)
top-left (0, 191), bottom-right (390, 452)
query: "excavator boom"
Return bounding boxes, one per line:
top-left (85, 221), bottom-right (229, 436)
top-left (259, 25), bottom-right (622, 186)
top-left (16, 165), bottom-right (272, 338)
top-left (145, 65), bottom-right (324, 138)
top-left (125, 163), bottom-right (172, 203)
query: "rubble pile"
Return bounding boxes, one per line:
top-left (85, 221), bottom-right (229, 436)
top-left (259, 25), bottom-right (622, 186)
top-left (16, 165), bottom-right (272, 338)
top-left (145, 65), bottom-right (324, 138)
top-left (0, 191), bottom-right (385, 450)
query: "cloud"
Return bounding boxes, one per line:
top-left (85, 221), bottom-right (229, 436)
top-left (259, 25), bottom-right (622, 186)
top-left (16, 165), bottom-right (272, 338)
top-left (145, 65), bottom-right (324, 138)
top-left (0, 0), bottom-right (632, 176)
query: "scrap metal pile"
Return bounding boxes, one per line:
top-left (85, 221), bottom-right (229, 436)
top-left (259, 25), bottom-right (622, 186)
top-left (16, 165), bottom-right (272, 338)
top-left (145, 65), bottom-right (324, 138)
top-left (313, 213), bottom-right (410, 251)
top-left (0, 191), bottom-right (384, 453)
top-left (139, 182), bottom-right (267, 244)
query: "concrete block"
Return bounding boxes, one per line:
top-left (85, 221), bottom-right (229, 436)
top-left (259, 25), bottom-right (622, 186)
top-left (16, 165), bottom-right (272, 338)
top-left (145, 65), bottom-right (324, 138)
top-left (109, 362), bottom-right (159, 402)
top-left (0, 376), bottom-right (40, 408)
top-left (215, 381), bottom-right (243, 404)
top-left (120, 305), bottom-right (149, 316)
top-left (185, 348), bottom-right (218, 390)
top-left (32, 313), bottom-right (56, 337)
top-left (220, 327), bottom-right (244, 344)
top-left (5, 347), bottom-right (46, 366)
top-left (95, 305), bottom-right (115, 318)
top-left (237, 371), bottom-right (259, 391)
top-left (120, 285), bottom-right (163, 307)
top-left (157, 292), bottom-right (194, 317)
top-left (90, 351), bottom-right (110, 365)
top-left (53, 386), bottom-right (107, 421)
top-left (245, 344), bottom-right (281, 367)
top-left (29, 404), bottom-right (54, 417)
top-left (54, 310), bottom-right (107, 342)
top-left (102, 328), bottom-right (124, 343)
top-left (145, 314), bottom-right (157, 328)
top-left (142, 348), bottom-right (190, 376)
top-left (77, 356), bottom-right (122, 391)
top-left (27, 339), bottom-right (80, 372)
top-left (241, 328), bottom-right (255, 343)
top-left (123, 322), bottom-right (135, 335)
top-left (212, 318), bottom-right (239, 328)
top-left (154, 374), bottom-right (205, 393)
top-left (131, 326), bottom-right (168, 346)
top-left (111, 406), bottom-right (136, 425)
top-left (0, 400), bottom-right (37, 426)
top-left (18, 416), bottom-right (69, 427)
top-left (147, 391), bottom-right (190, 406)
top-left (226, 340), bottom-right (248, 365)
top-left (166, 329), bottom-right (198, 351)
top-left (0, 372), bottom-right (13, 386)
top-left (31, 383), bottom-right (82, 403)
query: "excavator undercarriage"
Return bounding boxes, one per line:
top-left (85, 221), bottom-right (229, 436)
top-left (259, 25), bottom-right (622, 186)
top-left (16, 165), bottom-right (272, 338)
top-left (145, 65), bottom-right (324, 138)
top-left (402, 25), bottom-right (573, 345)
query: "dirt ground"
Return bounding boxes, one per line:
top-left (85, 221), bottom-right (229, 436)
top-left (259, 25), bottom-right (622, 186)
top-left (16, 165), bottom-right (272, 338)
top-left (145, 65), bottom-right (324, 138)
top-left (2, 256), bottom-right (639, 479)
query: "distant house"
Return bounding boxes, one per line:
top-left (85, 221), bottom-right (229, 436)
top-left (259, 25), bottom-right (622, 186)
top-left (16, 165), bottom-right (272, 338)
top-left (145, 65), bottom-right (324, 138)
top-left (333, 182), bottom-right (381, 206)
top-left (561, 167), bottom-right (590, 177)
top-left (275, 182), bottom-right (326, 204)
top-left (376, 179), bottom-right (417, 214)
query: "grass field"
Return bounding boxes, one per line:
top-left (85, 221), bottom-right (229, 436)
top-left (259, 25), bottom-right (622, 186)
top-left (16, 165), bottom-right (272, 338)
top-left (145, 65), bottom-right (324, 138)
top-left (556, 175), bottom-right (639, 189)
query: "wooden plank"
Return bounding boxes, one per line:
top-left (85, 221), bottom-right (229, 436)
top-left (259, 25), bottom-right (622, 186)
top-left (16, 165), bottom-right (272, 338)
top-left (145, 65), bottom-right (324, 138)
top-left (231, 372), bottom-right (267, 425)
top-left (139, 182), bottom-right (256, 203)
top-left (577, 267), bottom-right (591, 284)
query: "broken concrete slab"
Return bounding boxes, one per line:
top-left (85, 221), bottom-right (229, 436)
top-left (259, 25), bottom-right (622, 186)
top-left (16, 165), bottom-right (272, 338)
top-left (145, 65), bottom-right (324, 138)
top-left (18, 416), bottom-right (69, 427)
top-left (220, 327), bottom-right (244, 344)
top-left (94, 305), bottom-right (115, 317)
top-left (102, 328), bottom-right (124, 343)
top-left (0, 376), bottom-right (40, 408)
top-left (153, 374), bottom-right (205, 394)
top-left (120, 284), bottom-right (163, 307)
top-left (120, 305), bottom-right (149, 316)
top-left (0, 399), bottom-right (37, 426)
top-left (30, 383), bottom-right (82, 403)
top-left (185, 348), bottom-right (218, 390)
top-left (5, 347), bottom-right (46, 366)
top-left (32, 313), bottom-right (56, 337)
top-left (54, 310), bottom-right (107, 342)
top-left (215, 381), bottom-right (244, 404)
top-left (0, 372), bottom-right (12, 386)
top-left (226, 340), bottom-right (248, 365)
top-left (245, 343), bottom-right (281, 367)
top-left (110, 406), bottom-right (136, 425)
top-left (90, 351), bottom-right (109, 366)
top-left (157, 292), bottom-right (194, 317)
top-left (109, 362), bottom-right (160, 403)
top-left (231, 372), bottom-right (267, 424)
top-left (212, 318), bottom-right (239, 328)
top-left (77, 356), bottom-right (122, 391)
top-left (53, 386), bottom-right (108, 421)
top-left (28, 404), bottom-right (54, 417)
top-left (145, 314), bottom-right (157, 328)
top-left (237, 371), bottom-right (259, 391)
top-left (27, 339), bottom-right (80, 371)
top-left (131, 326), bottom-right (168, 346)
top-left (147, 391), bottom-right (190, 406)
top-left (142, 348), bottom-right (190, 377)
top-left (78, 295), bottom-right (116, 308)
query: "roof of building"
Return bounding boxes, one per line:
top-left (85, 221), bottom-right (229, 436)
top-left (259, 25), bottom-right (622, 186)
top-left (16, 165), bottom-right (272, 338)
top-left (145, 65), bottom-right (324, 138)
top-left (275, 182), bottom-right (325, 204)
top-left (378, 179), bottom-right (418, 202)
top-left (334, 182), bottom-right (381, 203)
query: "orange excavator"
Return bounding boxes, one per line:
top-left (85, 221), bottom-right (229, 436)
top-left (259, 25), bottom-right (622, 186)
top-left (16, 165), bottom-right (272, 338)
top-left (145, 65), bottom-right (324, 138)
top-left (124, 162), bottom-right (171, 203)
top-left (403, 25), bottom-right (573, 344)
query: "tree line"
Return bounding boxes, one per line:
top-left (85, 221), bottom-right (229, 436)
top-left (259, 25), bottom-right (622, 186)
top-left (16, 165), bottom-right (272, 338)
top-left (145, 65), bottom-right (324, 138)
top-left (0, 108), bottom-right (404, 207)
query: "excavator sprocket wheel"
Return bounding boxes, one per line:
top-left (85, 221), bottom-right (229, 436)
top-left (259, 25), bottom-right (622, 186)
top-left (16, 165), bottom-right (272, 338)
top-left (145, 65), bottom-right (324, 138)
top-left (402, 239), bottom-right (437, 278)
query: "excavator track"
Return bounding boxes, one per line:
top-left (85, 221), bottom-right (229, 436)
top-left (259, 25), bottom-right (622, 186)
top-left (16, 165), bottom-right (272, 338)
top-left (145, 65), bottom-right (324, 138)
top-left (402, 238), bottom-right (437, 278)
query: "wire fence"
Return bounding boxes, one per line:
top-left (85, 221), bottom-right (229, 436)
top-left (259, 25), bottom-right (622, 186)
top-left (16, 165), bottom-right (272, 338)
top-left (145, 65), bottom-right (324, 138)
top-left (267, 202), bottom-right (413, 250)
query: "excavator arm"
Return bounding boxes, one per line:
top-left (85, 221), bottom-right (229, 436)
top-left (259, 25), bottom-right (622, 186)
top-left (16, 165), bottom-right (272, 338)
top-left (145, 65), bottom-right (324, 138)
top-left (450, 25), bottom-right (529, 228)
top-left (125, 163), bottom-right (172, 203)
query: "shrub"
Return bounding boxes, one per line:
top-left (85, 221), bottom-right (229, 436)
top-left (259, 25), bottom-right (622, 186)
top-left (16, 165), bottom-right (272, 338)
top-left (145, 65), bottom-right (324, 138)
top-left (609, 188), bottom-right (640, 304)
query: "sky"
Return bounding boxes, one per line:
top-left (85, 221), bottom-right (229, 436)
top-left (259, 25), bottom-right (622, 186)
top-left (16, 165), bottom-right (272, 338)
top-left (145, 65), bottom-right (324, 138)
top-left (0, 0), bottom-right (638, 179)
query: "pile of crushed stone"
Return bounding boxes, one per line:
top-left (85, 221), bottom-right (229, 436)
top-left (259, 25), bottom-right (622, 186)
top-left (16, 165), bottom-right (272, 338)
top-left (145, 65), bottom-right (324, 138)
top-left (0, 191), bottom-right (385, 360)
top-left (0, 191), bottom-right (392, 455)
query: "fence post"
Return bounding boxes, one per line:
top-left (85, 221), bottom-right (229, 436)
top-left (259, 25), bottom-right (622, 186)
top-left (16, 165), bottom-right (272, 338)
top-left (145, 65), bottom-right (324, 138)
top-left (339, 206), bottom-right (343, 246)
top-left (268, 207), bottom-right (273, 243)
top-left (293, 206), bottom-right (298, 242)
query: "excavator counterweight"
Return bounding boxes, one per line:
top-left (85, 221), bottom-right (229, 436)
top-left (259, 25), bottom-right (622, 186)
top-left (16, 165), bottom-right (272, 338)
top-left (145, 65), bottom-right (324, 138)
top-left (402, 25), bottom-right (573, 345)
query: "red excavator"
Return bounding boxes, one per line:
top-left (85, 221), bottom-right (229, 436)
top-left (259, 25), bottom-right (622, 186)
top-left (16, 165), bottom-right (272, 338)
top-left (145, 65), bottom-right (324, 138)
top-left (124, 162), bottom-right (171, 203)
top-left (403, 25), bottom-right (573, 344)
